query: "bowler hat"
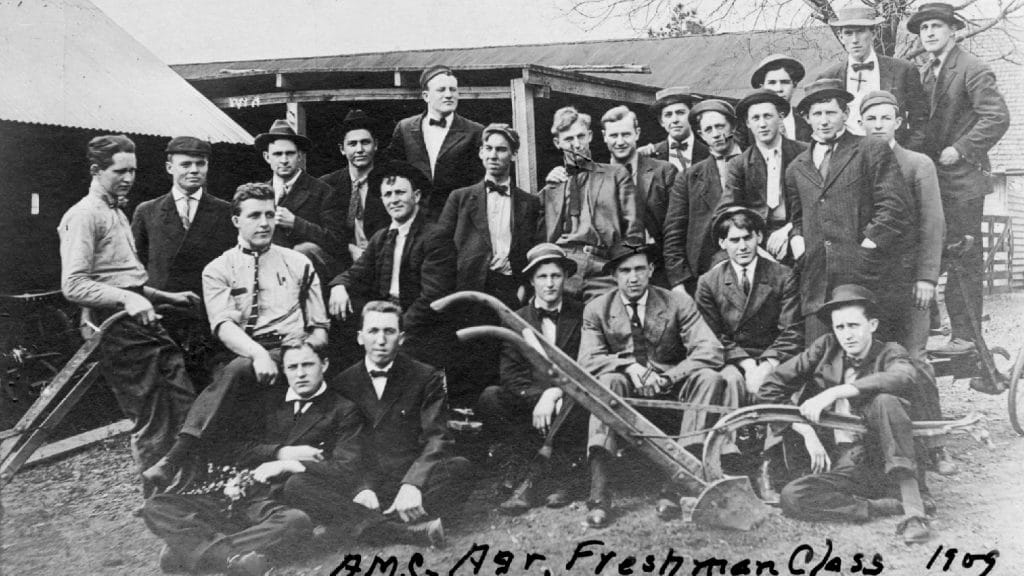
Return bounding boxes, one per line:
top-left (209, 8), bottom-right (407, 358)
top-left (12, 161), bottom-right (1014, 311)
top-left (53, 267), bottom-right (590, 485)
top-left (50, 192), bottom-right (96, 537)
top-left (603, 238), bottom-right (654, 275)
top-left (688, 99), bottom-right (737, 136)
top-left (420, 65), bottom-right (454, 89)
top-left (522, 243), bottom-right (578, 278)
top-left (907, 2), bottom-right (966, 34)
top-left (817, 284), bottom-right (877, 320)
top-left (711, 204), bottom-right (766, 239)
top-left (338, 109), bottom-right (387, 142)
top-left (254, 119), bottom-right (312, 152)
top-left (735, 89), bottom-right (791, 121)
top-left (828, 5), bottom-right (884, 27)
top-left (750, 54), bottom-right (806, 88)
top-left (795, 78), bottom-right (853, 116)
top-left (482, 123), bottom-right (521, 152)
top-left (859, 90), bottom-right (900, 116)
top-left (651, 86), bottom-right (702, 116)
top-left (165, 136), bottom-right (211, 157)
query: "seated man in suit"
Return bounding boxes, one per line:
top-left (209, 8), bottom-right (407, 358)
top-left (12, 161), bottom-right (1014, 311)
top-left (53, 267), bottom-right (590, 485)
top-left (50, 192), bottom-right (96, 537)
top-left (144, 182), bottom-right (330, 487)
top-left (750, 54), bottom-right (812, 142)
top-left (286, 301), bottom-right (471, 547)
top-left (759, 284), bottom-right (934, 545)
top-left (143, 337), bottom-right (363, 575)
top-left (579, 240), bottom-right (733, 527)
top-left (601, 105), bottom-right (677, 288)
top-left (637, 86), bottom-right (709, 172)
top-left (132, 136), bottom-right (236, 388)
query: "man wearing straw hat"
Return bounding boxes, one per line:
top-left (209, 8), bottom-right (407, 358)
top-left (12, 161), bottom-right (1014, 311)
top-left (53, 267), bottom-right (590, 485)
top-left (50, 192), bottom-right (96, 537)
top-left (638, 86), bottom-right (709, 172)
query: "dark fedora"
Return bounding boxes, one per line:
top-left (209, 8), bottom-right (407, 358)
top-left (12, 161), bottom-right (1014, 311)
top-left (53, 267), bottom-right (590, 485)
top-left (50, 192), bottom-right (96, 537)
top-left (165, 136), bottom-right (211, 157)
top-left (711, 204), bottom-right (766, 239)
top-left (522, 243), bottom-right (578, 278)
top-left (375, 160), bottom-right (431, 193)
top-left (795, 78), bottom-right (853, 116)
top-left (907, 2), bottom-right (966, 34)
top-left (419, 65), bottom-right (454, 89)
top-left (750, 53), bottom-right (806, 88)
top-left (338, 109), bottom-right (387, 142)
top-left (254, 119), bottom-right (312, 152)
top-left (817, 284), bottom-right (877, 320)
top-left (735, 89), bottom-right (791, 121)
top-left (603, 238), bottom-right (654, 275)
top-left (651, 86), bottom-right (702, 116)
top-left (688, 99), bottom-right (737, 135)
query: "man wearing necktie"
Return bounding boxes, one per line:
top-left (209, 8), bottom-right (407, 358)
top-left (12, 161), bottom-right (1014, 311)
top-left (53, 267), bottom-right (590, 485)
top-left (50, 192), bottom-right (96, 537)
top-left (637, 86), bottom-right (710, 171)
top-left (578, 241), bottom-right (731, 527)
top-left (759, 285), bottom-right (935, 545)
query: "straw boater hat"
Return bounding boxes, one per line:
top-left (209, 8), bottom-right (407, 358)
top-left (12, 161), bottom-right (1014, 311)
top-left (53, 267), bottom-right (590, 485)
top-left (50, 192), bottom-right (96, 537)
top-left (795, 78), bottom-right (854, 116)
top-left (254, 119), bottom-right (312, 152)
top-left (522, 243), bottom-right (577, 278)
top-left (817, 284), bottom-right (878, 320)
top-left (828, 4), bottom-right (885, 27)
top-left (749, 54), bottom-right (806, 88)
top-left (906, 2), bottom-right (967, 34)
top-left (650, 86), bottom-right (702, 116)
top-left (735, 89), bottom-right (791, 121)
top-left (687, 99), bottom-right (737, 135)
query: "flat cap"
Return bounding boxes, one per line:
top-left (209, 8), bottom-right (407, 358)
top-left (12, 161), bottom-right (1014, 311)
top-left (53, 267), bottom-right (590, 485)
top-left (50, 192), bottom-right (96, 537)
top-left (420, 65), bottom-right (454, 89)
top-left (688, 99), bottom-right (737, 135)
top-left (482, 123), bottom-right (521, 152)
top-left (165, 136), bottom-right (212, 157)
top-left (859, 90), bottom-right (900, 115)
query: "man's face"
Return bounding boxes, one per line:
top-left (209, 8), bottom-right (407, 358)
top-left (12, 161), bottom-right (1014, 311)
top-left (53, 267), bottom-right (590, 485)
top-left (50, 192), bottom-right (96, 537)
top-left (839, 26), bottom-right (875, 62)
top-left (602, 116), bottom-right (640, 163)
top-left (92, 152), bottom-right (137, 199)
top-left (263, 139), bottom-right (301, 179)
top-left (166, 154), bottom-right (208, 193)
top-left (919, 19), bottom-right (955, 54)
top-left (807, 99), bottom-right (848, 141)
top-left (762, 68), bottom-right (795, 102)
top-left (861, 103), bottom-right (902, 144)
top-left (719, 224), bottom-right (761, 267)
top-left (698, 111), bottom-right (734, 155)
top-left (380, 176), bottom-right (420, 224)
top-left (553, 121), bottom-right (592, 161)
top-left (422, 73), bottom-right (459, 117)
top-left (659, 102), bottom-right (692, 141)
top-left (614, 254), bottom-right (652, 301)
top-left (479, 133), bottom-right (516, 179)
top-left (282, 345), bottom-right (328, 398)
top-left (831, 305), bottom-right (878, 358)
top-left (341, 128), bottom-right (377, 170)
top-left (232, 198), bottom-right (276, 248)
top-left (358, 310), bottom-right (404, 367)
top-left (746, 102), bottom-right (783, 146)
top-left (530, 262), bottom-right (566, 308)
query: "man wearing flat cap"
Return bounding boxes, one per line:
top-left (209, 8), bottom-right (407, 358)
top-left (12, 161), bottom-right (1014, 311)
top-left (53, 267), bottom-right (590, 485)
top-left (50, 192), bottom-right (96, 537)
top-left (908, 2), bottom-right (1010, 356)
top-left (816, 4), bottom-right (929, 151)
top-left (750, 54), bottom-right (813, 143)
top-left (387, 65), bottom-right (485, 220)
top-left (639, 86), bottom-right (710, 172)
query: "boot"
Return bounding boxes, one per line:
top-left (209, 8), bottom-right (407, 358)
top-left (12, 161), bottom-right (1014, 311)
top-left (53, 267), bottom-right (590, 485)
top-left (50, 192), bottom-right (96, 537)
top-left (499, 459), bottom-right (546, 515)
top-left (585, 448), bottom-right (612, 528)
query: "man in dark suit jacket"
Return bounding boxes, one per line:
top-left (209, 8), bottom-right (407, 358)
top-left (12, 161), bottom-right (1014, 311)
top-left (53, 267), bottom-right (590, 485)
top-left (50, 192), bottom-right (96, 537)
top-left (663, 99), bottom-right (743, 295)
top-left (786, 79), bottom-right (912, 344)
top-left (908, 2), bottom-right (1010, 355)
top-left (815, 6), bottom-right (929, 151)
top-left (639, 86), bottom-right (710, 172)
top-left (386, 65), bottom-right (485, 219)
top-left (750, 54), bottom-right (813, 142)
top-left (287, 301), bottom-right (470, 546)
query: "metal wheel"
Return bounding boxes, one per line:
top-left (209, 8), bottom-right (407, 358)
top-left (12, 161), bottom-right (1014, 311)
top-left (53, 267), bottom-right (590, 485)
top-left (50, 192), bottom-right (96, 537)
top-left (1008, 347), bottom-right (1024, 436)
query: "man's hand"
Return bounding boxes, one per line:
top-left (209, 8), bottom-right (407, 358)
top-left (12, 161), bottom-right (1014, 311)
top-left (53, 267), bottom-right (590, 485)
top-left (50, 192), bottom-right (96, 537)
top-left (123, 292), bottom-right (159, 326)
top-left (792, 423), bottom-right (831, 473)
top-left (766, 225), bottom-right (791, 259)
top-left (745, 360), bottom-right (776, 396)
top-left (627, 364), bottom-right (660, 397)
top-left (329, 285), bottom-right (353, 320)
top-left (799, 389), bottom-right (836, 424)
top-left (790, 235), bottom-right (805, 260)
top-left (532, 387), bottom-right (563, 434)
top-left (938, 146), bottom-right (961, 166)
top-left (275, 206), bottom-right (296, 228)
top-left (275, 445), bottom-right (324, 462)
top-left (384, 484), bottom-right (426, 523)
top-left (252, 460), bottom-right (304, 483)
top-left (637, 143), bottom-right (656, 157)
top-left (353, 489), bottom-right (380, 511)
top-left (166, 291), bottom-right (201, 309)
top-left (914, 280), bottom-right (936, 309)
top-left (347, 244), bottom-right (365, 262)
top-left (251, 348), bottom-right (279, 386)
top-left (544, 166), bottom-right (569, 185)
top-left (860, 237), bottom-right (877, 249)
top-left (720, 364), bottom-right (745, 391)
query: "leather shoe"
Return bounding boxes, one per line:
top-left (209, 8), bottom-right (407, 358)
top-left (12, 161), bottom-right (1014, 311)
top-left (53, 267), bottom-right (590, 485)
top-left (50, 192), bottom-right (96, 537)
top-left (585, 501), bottom-right (610, 528)
top-left (897, 516), bottom-right (933, 545)
top-left (225, 551), bottom-right (270, 576)
top-left (655, 498), bottom-right (681, 520)
top-left (930, 338), bottom-right (975, 355)
top-left (142, 457), bottom-right (177, 488)
top-left (868, 497), bottom-right (937, 517)
top-left (158, 545), bottom-right (188, 574)
top-left (932, 448), bottom-right (959, 476)
top-left (969, 376), bottom-right (1006, 395)
top-left (545, 488), bottom-right (572, 509)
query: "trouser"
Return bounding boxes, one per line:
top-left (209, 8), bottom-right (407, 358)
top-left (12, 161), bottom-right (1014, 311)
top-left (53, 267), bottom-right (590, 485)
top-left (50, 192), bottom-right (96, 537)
top-left (159, 306), bottom-right (219, 390)
top-left (560, 245), bottom-right (616, 302)
top-left (143, 493), bottom-right (312, 572)
top-left (939, 196), bottom-right (985, 341)
top-left (779, 393), bottom-right (917, 523)
top-left (477, 385), bottom-right (587, 454)
top-left (292, 242), bottom-right (336, 299)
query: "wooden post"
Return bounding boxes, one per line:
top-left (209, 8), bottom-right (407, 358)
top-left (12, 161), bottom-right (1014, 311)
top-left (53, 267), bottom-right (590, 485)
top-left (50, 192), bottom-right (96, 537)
top-left (511, 77), bottom-right (538, 193)
top-left (286, 101), bottom-right (307, 170)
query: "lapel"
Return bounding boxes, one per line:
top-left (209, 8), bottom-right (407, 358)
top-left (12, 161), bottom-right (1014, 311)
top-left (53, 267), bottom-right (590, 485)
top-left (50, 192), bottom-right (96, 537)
top-left (931, 46), bottom-right (960, 114)
top-left (878, 55), bottom-right (896, 94)
top-left (186, 192), bottom-right (218, 238)
top-left (818, 341), bottom-right (845, 393)
top-left (719, 263), bottom-right (748, 325)
top-left (372, 356), bottom-right (409, 428)
top-left (739, 259), bottom-right (771, 326)
top-left (639, 289), bottom-right (669, 350)
top-left (748, 146), bottom-right (768, 195)
top-left (409, 113), bottom-right (429, 162)
top-left (157, 192), bottom-right (188, 249)
top-left (696, 159), bottom-right (720, 210)
top-left (555, 301), bottom-right (581, 352)
top-left (635, 155), bottom-right (655, 198)
top-left (285, 396), bottom-right (329, 445)
top-left (468, 183), bottom-right (492, 249)
top-left (822, 132), bottom-right (859, 192)
top-left (791, 145), bottom-right (822, 188)
top-left (437, 114), bottom-right (470, 163)
top-left (400, 214), bottom-right (424, 269)
top-left (283, 172), bottom-right (313, 213)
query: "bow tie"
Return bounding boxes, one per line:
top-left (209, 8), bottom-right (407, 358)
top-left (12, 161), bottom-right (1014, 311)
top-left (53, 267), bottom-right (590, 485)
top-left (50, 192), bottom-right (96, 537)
top-left (485, 181), bottom-right (509, 195)
top-left (428, 117), bottom-right (447, 128)
top-left (535, 308), bottom-right (560, 322)
top-left (669, 140), bottom-right (689, 151)
top-left (714, 153), bottom-right (739, 163)
top-left (369, 370), bottom-right (389, 379)
top-left (844, 355), bottom-right (866, 370)
top-left (851, 61), bottom-right (875, 72)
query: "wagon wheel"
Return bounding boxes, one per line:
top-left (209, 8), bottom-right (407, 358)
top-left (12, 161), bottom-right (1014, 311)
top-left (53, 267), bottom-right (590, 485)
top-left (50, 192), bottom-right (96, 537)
top-left (1008, 347), bottom-right (1024, 436)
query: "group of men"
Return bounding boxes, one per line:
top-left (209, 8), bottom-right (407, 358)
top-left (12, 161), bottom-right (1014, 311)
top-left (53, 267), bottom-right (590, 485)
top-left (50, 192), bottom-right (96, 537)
top-left (57, 2), bottom-right (1009, 574)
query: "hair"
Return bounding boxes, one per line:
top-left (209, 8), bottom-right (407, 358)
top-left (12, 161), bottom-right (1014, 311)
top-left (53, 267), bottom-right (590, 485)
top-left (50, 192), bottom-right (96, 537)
top-left (482, 124), bottom-right (521, 153)
top-left (600, 106), bottom-right (638, 130)
top-left (530, 258), bottom-right (569, 278)
top-left (715, 212), bottom-right (765, 240)
top-left (87, 135), bottom-right (135, 170)
top-left (695, 109), bottom-right (736, 132)
top-left (231, 182), bottom-right (275, 215)
top-left (759, 62), bottom-right (799, 86)
top-left (361, 300), bottom-right (404, 330)
top-left (551, 106), bottom-right (591, 135)
top-left (340, 126), bottom-right (377, 145)
top-left (280, 336), bottom-right (328, 361)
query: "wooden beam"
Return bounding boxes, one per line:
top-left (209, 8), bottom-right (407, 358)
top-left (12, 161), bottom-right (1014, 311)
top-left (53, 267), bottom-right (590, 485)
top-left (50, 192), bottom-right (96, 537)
top-left (215, 86), bottom-right (510, 108)
top-left (510, 78), bottom-right (538, 193)
top-left (23, 419), bottom-right (133, 469)
top-left (552, 65), bottom-right (651, 74)
top-left (393, 70), bottom-right (403, 87)
top-left (522, 67), bottom-right (655, 106)
top-left (286, 102), bottom-right (306, 135)
top-left (276, 73), bottom-right (294, 89)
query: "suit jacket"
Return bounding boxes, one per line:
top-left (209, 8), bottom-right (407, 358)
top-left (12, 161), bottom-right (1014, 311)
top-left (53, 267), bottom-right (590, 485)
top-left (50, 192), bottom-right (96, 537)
top-left (386, 113), bottom-right (485, 217)
top-left (330, 212), bottom-right (456, 331)
top-left (893, 144), bottom-right (944, 284)
top-left (131, 191), bottom-right (235, 294)
top-left (818, 54), bottom-right (930, 152)
top-left (270, 171), bottom-right (345, 255)
top-left (319, 162), bottom-right (394, 268)
top-left (788, 113), bottom-right (814, 144)
top-left (499, 297), bottom-right (584, 400)
top-left (540, 161), bottom-right (642, 248)
top-left (662, 155), bottom-right (727, 288)
top-left (331, 353), bottom-right (455, 491)
top-left (921, 44), bottom-right (1010, 200)
top-left (631, 155), bottom-right (678, 259)
top-left (695, 259), bottom-right (803, 364)
top-left (719, 138), bottom-right (808, 230)
top-left (579, 285), bottom-right (723, 385)
top-left (787, 131), bottom-right (911, 315)
top-left (437, 181), bottom-right (542, 292)
top-left (650, 136), bottom-right (710, 168)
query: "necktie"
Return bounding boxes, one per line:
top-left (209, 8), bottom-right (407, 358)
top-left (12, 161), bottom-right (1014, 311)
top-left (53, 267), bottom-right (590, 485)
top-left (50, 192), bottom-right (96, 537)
top-left (851, 61), bottom-right (875, 72)
top-left (628, 301), bottom-right (648, 366)
top-left (293, 400), bottom-right (311, 416)
top-left (485, 180), bottom-right (509, 195)
top-left (369, 370), bottom-right (388, 379)
top-left (240, 246), bottom-right (267, 335)
top-left (428, 117), bottom-right (447, 128)
top-left (766, 149), bottom-right (781, 209)
top-left (378, 228), bottom-right (400, 298)
top-left (181, 195), bottom-right (195, 230)
top-left (536, 308), bottom-right (559, 322)
top-left (817, 141), bottom-right (835, 181)
top-left (347, 177), bottom-right (367, 228)
top-left (923, 58), bottom-right (941, 99)
top-left (741, 266), bottom-right (751, 295)
top-left (559, 169), bottom-right (583, 236)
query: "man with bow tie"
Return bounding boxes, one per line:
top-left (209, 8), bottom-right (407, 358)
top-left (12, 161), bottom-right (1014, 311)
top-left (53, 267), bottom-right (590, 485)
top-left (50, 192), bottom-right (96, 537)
top-left (637, 86), bottom-right (710, 171)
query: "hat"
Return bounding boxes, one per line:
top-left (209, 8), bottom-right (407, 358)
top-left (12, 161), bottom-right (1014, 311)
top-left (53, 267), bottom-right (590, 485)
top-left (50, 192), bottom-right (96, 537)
top-left (711, 204), bottom-right (766, 239)
top-left (817, 284), bottom-right (877, 319)
top-left (795, 78), bottom-right (854, 116)
top-left (859, 90), bottom-right (900, 115)
top-left (522, 243), bottom-right (577, 278)
top-left (165, 136), bottom-right (212, 157)
top-left (828, 5), bottom-right (884, 27)
top-left (907, 2), bottom-right (966, 34)
top-left (375, 160), bottom-right (431, 193)
top-left (254, 119), bottom-right (312, 152)
top-left (688, 99), bottom-right (737, 136)
top-left (338, 109), bottom-right (387, 142)
top-left (750, 54), bottom-right (806, 88)
top-left (481, 123), bottom-right (521, 152)
top-left (603, 238), bottom-right (654, 275)
top-left (735, 89), bottom-right (791, 121)
top-left (651, 86), bottom-right (702, 116)
top-left (419, 65), bottom-right (454, 89)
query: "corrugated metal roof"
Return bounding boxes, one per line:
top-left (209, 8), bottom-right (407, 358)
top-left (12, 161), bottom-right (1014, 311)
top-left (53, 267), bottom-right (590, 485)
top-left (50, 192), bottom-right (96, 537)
top-left (0, 0), bottom-right (253, 144)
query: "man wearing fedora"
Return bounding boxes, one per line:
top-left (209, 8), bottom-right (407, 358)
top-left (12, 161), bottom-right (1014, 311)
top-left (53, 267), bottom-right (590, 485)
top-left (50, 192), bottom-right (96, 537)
top-left (719, 89), bottom-right (808, 264)
top-left (816, 4), bottom-right (929, 151)
top-left (663, 99), bottom-right (743, 296)
top-left (750, 54), bottom-right (812, 143)
top-left (256, 119), bottom-right (345, 284)
top-left (759, 284), bottom-right (935, 545)
top-left (638, 86), bottom-right (709, 172)
top-left (386, 65), bottom-right (485, 220)
top-left (786, 78), bottom-right (911, 344)
top-left (908, 2), bottom-right (1010, 356)
top-left (579, 240), bottom-right (732, 527)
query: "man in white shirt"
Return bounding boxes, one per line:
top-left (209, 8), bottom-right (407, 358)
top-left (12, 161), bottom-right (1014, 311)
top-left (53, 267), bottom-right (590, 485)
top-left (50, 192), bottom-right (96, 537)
top-left (637, 86), bottom-right (710, 171)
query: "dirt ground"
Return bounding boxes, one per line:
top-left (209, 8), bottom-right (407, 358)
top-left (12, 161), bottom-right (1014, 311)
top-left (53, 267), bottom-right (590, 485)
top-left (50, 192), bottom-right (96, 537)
top-left (3, 293), bottom-right (1022, 576)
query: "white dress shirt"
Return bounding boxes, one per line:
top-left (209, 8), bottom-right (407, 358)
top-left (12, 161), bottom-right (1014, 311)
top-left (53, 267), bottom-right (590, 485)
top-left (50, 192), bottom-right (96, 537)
top-left (782, 113), bottom-right (796, 141)
top-left (272, 170), bottom-right (302, 204)
top-left (172, 187), bottom-right (202, 226)
top-left (365, 358), bottom-right (395, 399)
top-left (486, 177), bottom-right (513, 275)
top-left (666, 134), bottom-right (696, 172)
top-left (422, 114), bottom-right (452, 177)
top-left (533, 299), bottom-right (563, 343)
top-left (285, 381), bottom-right (328, 415)
top-left (845, 51), bottom-right (881, 135)
top-left (388, 212), bottom-right (417, 299)
top-left (730, 257), bottom-right (757, 294)
top-left (620, 290), bottom-right (650, 324)
top-left (755, 142), bottom-right (783, 211)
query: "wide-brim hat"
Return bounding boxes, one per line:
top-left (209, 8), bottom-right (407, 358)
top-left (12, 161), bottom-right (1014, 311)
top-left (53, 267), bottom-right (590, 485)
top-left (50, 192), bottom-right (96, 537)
top-left (338, 109), bottom-right (388, 142)
top-left (828, 5), bottom-right (885, 27)
top-left (711, 204), bottom-right (767, 238)
top-left (735, 89), bottom-right (791, 121)
top-left (602, 238), bottom-right (654, 275)
top-left (254, 119), bottom-right (312, 152)
top-left (688, 99), bottom-right (737, 136)
top-left (750, 54), bottom-right (806, 88)
top-left (907, 2), bottom-right (967, 34)
top-left (374, 160), bottom-right (431, 193)
top-left (522, 243), bottom-right (578, 278)
top-left (651, 86), bottom-right (701, 115)
top-left (817, 283), bottom-right (877, 320)
top-left (795, 78), bottom-right (854, 116)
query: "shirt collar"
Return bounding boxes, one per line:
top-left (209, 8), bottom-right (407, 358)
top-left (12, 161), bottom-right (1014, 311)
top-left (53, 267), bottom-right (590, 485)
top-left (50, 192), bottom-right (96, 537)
top-left (364, 357), bottom-right (395, 375)
top-left (237, 239), bottom-right (272, 254)
top-left (88, 180), bottom-right (121, 209)
top-left (389, 209), bottom-right (419, 233)
top-left (172, 186), bottom-right (203, 201)
top-left (620, 289), bottom-right (650, 308)
top-left (532, 298), bottom-right (563, 313)
top-left (755, 138), bottom-right (783, 158)
top-left (813, 128), bottom-right (846, 146)
top-left (285, 381), bottom-right (327, 403)
top-left (485, 175), bottom-right (512, 189)
top-left (848, 50), bottom-right (879, 68)
top-left (273, 170), bottom-right (302, 190)
top-left (611, 152), bottom-right (640, 171)
top-left (730, 257), bottom-right (758, 280)
top-left (349, 165), bottom-right (372, 184)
